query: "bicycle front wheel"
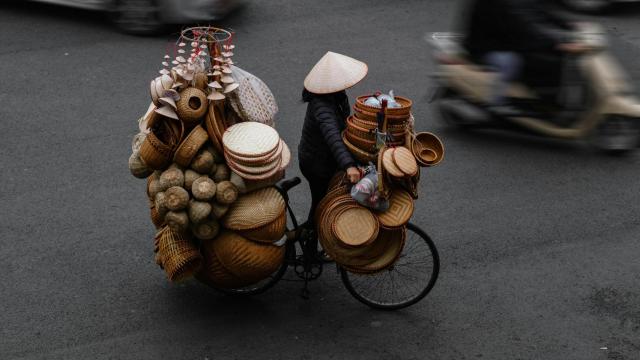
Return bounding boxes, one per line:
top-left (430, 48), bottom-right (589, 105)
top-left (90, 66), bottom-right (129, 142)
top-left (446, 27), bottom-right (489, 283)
top-left (340, 223), bottom-right (440, 310)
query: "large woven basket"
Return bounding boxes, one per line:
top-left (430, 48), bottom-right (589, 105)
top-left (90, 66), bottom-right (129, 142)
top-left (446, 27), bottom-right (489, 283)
top-left (174, 125), bottom-right (209, 167)
top-left (222, 187), bottom-right (285, 230)
top-left (212, 231), bottom-right (285, 283)
top-left (154, 226), bottom-right (203, 282)
top-left (197, 237), bottom-right (251, 289)
top-left (375, 189), bottom-right (414, 228)
top-left (239, 209), bottom-right (286, 243)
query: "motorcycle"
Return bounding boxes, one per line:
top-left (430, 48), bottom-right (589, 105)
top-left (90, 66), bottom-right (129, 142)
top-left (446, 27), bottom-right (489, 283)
top-left (428, 23), bottom-right (640, 153)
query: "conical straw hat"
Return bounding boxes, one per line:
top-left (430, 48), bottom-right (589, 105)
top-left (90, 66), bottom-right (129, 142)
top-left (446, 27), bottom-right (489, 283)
top-left (304, 51), bottom-right (368, 94)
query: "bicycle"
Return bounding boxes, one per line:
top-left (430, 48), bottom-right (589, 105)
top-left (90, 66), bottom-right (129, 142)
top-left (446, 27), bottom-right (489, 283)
top-left (209, 177), bottom-right (440, 310)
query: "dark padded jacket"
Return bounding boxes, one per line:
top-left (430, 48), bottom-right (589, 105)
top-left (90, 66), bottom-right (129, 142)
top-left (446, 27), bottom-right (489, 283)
top-left (298, 90), bottom-right (356, 178)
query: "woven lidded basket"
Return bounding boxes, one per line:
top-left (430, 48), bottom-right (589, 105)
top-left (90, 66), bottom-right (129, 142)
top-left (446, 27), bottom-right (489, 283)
top-left (174, 125), bottom-right (209, 167)
top-left (222, 187), bottom-right (285, 230)
top-left (375, 189), bottom-right (414, 228)
top-left (211, 231), bottom-right (285, 283)
top-left (154, 226), bottom-right (203, 282)
top-left (239, 209), bottom-right (287, 243)
top-left (176, 87), bottom-right (208, 126)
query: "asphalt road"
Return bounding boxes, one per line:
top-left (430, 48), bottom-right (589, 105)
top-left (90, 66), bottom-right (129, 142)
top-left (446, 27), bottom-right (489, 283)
top-left (1, 1), bottom-right (639, 359)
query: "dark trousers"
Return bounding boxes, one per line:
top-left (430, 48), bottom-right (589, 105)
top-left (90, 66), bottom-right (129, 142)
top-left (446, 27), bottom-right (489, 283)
top-left (299, 162), bottom-right (333, 227)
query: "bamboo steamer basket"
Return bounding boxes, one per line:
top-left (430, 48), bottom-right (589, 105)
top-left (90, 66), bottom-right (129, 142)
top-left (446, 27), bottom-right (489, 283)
top-left (154, 226), bottom-right (203, 282)
top-left (176, 87), bottom-right (208, 126)
top-left (223, 122), bottom-right (280, 159)
top-left (197, 237), bottom-right (251, 289)
top-left (204, 100), bottom-right (225, 154)
top-left (375, 189), bottom-right (414, 228)
top-left (239, 209), bottom-right (286, 243)
top-left (354, 95), bottom-right (412, 116)
top-left (411, 132), bottom-right (445, 167)
top-left (174, 125), bottom-right (209, 167)
top-left (211, 231), bottom-right (285, 283)
top-left (331, 206), bottom-right (379, 248)
top-left (342, 132), bottom-right (377, 163)
top-left (222, 187), bottom-right (285, 230)
top-left (392, 146), bottom-right (418, 177)
top-left (342, 225), bottom-right (406, 274)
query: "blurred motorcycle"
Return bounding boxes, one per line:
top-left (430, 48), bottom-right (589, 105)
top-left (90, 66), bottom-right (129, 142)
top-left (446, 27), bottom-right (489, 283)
top-left (428, 23), bottom-right (640, 153)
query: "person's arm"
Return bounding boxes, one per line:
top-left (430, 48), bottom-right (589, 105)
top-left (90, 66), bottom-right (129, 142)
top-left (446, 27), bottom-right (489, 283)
top-left (311, 98), bottom-right (358, 172)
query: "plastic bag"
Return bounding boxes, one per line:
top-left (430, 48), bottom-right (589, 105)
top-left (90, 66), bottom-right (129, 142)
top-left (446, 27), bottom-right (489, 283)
top-left (350, 164), bottom-right (389, 211)
top-left (228, 66), bottom-right (278, 127)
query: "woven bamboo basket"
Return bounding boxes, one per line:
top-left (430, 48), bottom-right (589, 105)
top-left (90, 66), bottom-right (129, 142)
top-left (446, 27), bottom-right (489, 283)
top-left (353, 109), bottom-right (410, 125)
top-left (224, 139), bottom-right (283, 167)
top-left (411, 132), bottom-right (445, 167)
top-left (154, 226), bottom-right (203, 282)
top-left (197, 237), bottom-right (251, 289)
top-left (227, 157), bottom-right (283, 181)
top-left (222, 187), bottom-right (285, 230)
top-left (392, 146), bottom-right (418, 177)
top-left (176, 87), bottom-right (208, 126)
top-left (342, 225), bottom-right (406, 274)
top-left (223, 122), bottom-right (281, 159)
top-left (342, 132), bottom-right (377, 163)
top-left (239, 209), bottom-right (286, 243)
top-left (212, 231), bottom-right (285, 283)
top-left (139, 130), bottom-right (175, 170)
top-left (349, 115), bottom-right (408, 140)
top-left (173, 125), bottom-right (209, 167)
top-left (382, 148), bottom-right (404, 178)
top-left (375, 189), bottom-right (414, 228)
top-left (204, 101), bottom-right (225, 154)
top-left (354, 95), bottom-right (412, 116)
top-left (331, 206), bottom-right (379, 248)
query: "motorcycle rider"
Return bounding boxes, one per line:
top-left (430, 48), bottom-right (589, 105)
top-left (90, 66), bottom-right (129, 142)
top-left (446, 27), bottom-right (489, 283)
top-left (462, 0), bottom-right (590, 116)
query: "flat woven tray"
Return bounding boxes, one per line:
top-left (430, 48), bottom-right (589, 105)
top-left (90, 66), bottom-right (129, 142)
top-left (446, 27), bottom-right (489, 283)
top-left (375, 189), bottom-right (414, 228)
top-left (223, 122), bottom-right (280, 158)
top-left (224, 139), bottom-right (283, 166)
top-left (392, 146), bottom-right (418, 177)
top-left (332, 206), bottom-right (379, 248)
top-left (382, 148), bottom-right (404, 178)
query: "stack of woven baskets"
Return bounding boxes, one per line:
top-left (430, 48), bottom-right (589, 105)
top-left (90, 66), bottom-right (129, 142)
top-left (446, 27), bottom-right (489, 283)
top-left (316, 175), bottom-right (412, 273)
top-left (129, 27), bottom-right (287, 288)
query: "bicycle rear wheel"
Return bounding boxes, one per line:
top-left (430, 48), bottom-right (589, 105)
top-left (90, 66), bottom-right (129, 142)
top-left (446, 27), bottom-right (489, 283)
top-left (340, 223), bottom-right (439, 310)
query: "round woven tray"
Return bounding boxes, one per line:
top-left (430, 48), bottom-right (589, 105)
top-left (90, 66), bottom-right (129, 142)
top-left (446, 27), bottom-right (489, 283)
top-left (280, 141), bottom-right (291, 170)
top-left (223, 122), bottom-right (280, 158)
top-left (355, 95), bottom-right (412, 116)
top-left (227, 153), bottom-right (281, 175)
top-left (382, 148), bottom-right (404, 178)
top-left (173, 125), bottom-right (209, 167)
top-left (212, 231), bottom-right (285, 283)
top-left (412, 132), bottom-right (444, 167)
top-left (224, 139), bottom-right (283, 167)
top-left (342, 225), bottom-right (406, 274)
top-left (342, 131), bottom-right (377, 163)
top-left (239, 209), bottom-right (286, 243)
top-left (375, 189), bottom-right (414, 228)
top-left (392, 146), bottom-right (418, 177)
top-left (223, 187), bottom-right (285, 230)
top-left (228, 157), bottom-right (283, 181)
top-left (332, 206), bottom-right (379, 248)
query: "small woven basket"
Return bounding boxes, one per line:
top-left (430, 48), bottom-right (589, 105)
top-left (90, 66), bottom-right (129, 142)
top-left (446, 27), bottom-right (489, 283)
top-left (176, 87), bottom-right (208, 127)
top-left (139, 130), bottom-right (174, 170)
top-left (174, 125), bottom-right (209, 167)
top-left (154, 226), bottom-right (203, 282)
top-left (411, 132), bottom-right (445, 167)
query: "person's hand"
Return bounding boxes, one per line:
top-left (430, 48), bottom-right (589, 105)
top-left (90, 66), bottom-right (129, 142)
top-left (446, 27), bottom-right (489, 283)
top-left (346, 167), bottom-right (362, 184)
top-left (557, 42), bottom-right (591, 54)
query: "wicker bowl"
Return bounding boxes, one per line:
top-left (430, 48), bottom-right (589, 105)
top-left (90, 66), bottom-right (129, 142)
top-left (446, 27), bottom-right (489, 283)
top-left (173, 125), bottom-right (209, 167)
top-left (176, 87), bottom-right (208, 126)
top-left (344, 130), bottom-right (377, 153)
top-left (342, 132), bottom-right (377, 164)
top-left (412, 132), bottom-right (445, 167)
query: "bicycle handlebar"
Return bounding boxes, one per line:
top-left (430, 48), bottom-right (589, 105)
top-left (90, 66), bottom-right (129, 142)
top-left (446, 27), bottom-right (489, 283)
top-left (276, 177), bottom-right (301, 195)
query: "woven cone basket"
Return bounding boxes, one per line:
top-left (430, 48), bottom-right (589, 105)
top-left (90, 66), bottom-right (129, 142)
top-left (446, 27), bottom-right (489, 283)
top-left (154, 226), bottom-right (203, 282)
top-left (222, 187), bottom-right (285, 230)
top-left (211, 231), bottom-right (285, 283)
top-left (239, 209), bottom-right (286, 243)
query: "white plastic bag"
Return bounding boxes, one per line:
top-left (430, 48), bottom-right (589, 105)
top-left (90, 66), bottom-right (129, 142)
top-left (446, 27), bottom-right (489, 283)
top-left (228, 66), bottom-right (278, 127)
top-left (350, 164), bottom-right (389, 211)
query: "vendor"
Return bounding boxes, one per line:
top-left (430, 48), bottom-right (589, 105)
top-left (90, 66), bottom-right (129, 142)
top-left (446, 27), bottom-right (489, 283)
top-left (298, 51), bottom-right (368, 227)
